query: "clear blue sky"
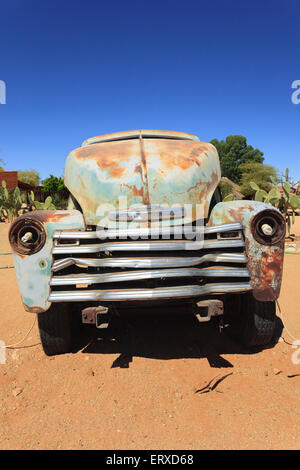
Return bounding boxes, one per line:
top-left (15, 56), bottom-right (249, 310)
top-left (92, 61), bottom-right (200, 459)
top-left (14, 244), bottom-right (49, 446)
top-left (0, 0), bottom-right (299, 182)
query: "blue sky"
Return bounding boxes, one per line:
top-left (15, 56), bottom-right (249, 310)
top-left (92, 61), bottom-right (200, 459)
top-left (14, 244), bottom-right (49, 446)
top-left (0, 0), bottom-right (299, 182)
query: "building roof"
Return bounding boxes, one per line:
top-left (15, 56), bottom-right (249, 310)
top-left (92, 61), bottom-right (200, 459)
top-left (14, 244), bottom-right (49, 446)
top-left (220, 176), bottom-right (244, 199)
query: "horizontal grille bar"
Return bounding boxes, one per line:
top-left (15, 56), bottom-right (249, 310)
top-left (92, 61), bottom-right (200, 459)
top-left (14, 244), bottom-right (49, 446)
top-left (48, 282), bottom-right (252, 302)
top-left (53, 222), bottom-right (243, 240)
top-left (52, 238), bottom-right (245, 255)
top-left (50, 267), bottom-right (250, 286)
top-left (51, 252), bottom-right (248, 272)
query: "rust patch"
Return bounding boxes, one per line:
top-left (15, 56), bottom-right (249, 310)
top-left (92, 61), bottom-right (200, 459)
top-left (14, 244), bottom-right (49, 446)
top-left (73, 141), bottom-right (134, 163)
top-left (110, 166), bottom-right (125, 178)
top-left (121, 183), bottom-right (144, 199)
top-left (15, 211), bottom-right (70, 224)
top-left (207, 171), bottom-right (219, 193)
top-left (79, 175), bottom-right (86, 189)
top-left (247, 242), bottom-right (284, 301)
top-left (154, 141), bottom-right (211, 171)
top-left (23, 303), bottom-right (45, 314)
top-left (72, 140), bottom-right (136, 179)
top-left (43, 213), bottom-right (70, 223)
top-left (160, 152), bottom-right (199, 170)
top-left (227, 205), bottom-right (255, 222)
top-left (139, 136), bottom-right (150, 206)
top-left (186, 182), bottom-right (206, 196)
top-left (134, 163), bottom-right (141, 173)
top-left (267, 261), bottom-right (281, 273)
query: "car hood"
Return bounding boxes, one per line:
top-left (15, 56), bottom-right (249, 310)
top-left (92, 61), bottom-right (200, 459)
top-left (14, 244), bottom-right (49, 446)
top-left (64, 137), bottom-right (221, 227)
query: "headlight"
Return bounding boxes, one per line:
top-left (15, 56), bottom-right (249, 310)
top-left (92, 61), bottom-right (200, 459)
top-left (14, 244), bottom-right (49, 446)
top-left (9, 216), bottom-right (46, 255)
top-left (251, 210), bottom-right (286, 245)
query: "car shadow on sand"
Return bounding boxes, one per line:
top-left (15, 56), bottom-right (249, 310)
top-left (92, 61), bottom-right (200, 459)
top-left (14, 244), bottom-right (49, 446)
top-left (73, 306), bottom-right (284, 369)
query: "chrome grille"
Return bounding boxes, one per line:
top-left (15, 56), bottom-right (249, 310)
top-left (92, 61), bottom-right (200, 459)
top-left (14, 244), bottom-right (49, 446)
top-left (48, 222), bottom-right (252, 302)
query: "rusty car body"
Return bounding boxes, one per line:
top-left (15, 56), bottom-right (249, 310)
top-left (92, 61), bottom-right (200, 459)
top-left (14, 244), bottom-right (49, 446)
top-left (9, 130), bottom-right (286, 355)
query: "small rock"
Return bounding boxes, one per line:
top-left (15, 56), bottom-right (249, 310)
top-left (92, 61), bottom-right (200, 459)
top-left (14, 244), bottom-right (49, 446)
top-left (11, 350), bottom-right (19, 361)
top-left (264, 371), bottom-right (269, 376)
top-left (12, 387), bottom-right (23, 397)
top-left (273, 368), bottom-right (282, 375)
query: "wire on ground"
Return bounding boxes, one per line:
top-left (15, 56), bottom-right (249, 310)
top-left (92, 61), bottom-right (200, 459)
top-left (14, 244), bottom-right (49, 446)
top-left (0, 316), bottom-right (39, 349)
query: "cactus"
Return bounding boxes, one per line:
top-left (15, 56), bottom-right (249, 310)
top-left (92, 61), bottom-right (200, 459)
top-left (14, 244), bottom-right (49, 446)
top-left (0, 181), bottom-right (26, 222)
top-left (250, 168), bottom-right (300, 234)
top-left (223, 193), bottom-right (236, 202)
top-left (0, 182), bottom-right (56, 222)
top-left (28, 191), bottom-right (56, 210)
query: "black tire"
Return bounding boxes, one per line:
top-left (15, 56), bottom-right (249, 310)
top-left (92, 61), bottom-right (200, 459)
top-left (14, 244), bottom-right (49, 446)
top-left (224, 293), bottom-right (276, 347)
top-left (38, 303), bottom-right (78, 356)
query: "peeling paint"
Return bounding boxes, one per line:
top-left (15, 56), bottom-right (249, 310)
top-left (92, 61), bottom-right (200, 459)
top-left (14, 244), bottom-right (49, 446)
top-left (10, 210), bottom-right (85, 312)
top-left (208, 200), bottom-right (285, 301)
top-left (64, 132), bottom-right (221, 226)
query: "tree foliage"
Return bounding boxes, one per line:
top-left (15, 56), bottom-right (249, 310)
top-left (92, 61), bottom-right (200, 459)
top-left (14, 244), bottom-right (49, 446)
top-left (41, 174), bottom-right (68, 209)
top-left (239, 163), bottom-right (278, 198)
top-left (42, 174), bottom-right (66, 194)
top-left (18, 169), bottom-right (40, 186)
top-left (218, 181), bottom-right (234, 199)
top-left (210, 135), bottom-right (264, 183)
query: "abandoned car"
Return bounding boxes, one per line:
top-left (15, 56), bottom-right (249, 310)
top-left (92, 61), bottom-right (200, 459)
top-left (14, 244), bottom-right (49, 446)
top-left (9, 130), bottom-right (286, 355)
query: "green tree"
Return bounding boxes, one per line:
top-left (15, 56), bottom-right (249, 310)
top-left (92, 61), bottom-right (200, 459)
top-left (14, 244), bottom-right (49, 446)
top-left (42, 174), bottom-right (68, 209)
top-left (42, 174), bottom-right (66, 194)
top-left (210, 135), bottom-right (264, 183)
top-left (239, 163), bottom-right (278, 198)
top-left (18, 169), bottom-right (40, 186)
top-left (218, 181), bottom-right (234, 199)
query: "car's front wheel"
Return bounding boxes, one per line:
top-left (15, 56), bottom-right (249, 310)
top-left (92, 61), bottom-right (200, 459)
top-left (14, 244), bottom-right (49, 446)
top-left (37, 303), bottom-right (79, 356)
top-left (224, 292), bottom-right (276, 347)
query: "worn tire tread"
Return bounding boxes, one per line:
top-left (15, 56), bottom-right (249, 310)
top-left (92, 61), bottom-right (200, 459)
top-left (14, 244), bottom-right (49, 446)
top-left (38, 304), bottom-right (72, 356)
top-left (241, 296), bottom-right (276, 346)
top-left (225, 293), bottom-right (276, 347)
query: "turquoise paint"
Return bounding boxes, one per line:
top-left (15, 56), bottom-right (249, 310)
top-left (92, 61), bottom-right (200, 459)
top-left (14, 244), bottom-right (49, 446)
top-left (11, 210), bottom-right (85, 313)
top-left (64, 138), bottom-right (221, 227)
